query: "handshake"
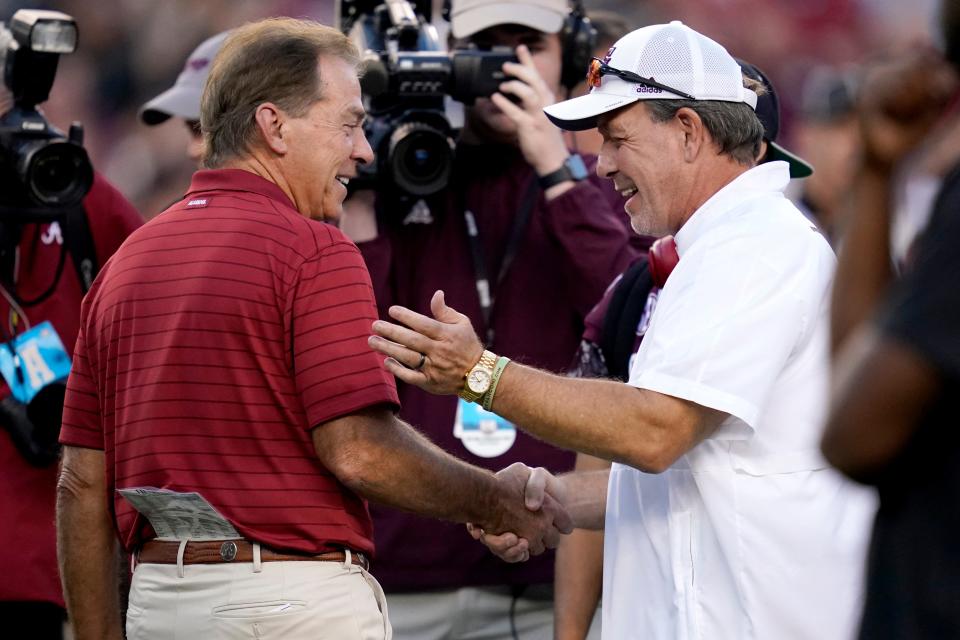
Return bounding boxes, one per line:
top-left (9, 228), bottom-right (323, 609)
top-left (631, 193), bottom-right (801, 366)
top-left (471, 462), bottom-right (572, 563)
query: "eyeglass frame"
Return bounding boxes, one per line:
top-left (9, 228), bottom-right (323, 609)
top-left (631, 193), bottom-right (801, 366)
top-left (586, 57), bottom-right (696, 101)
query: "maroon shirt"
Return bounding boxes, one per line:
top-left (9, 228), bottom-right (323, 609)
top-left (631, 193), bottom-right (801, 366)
top-left (59, 169), bottom-right (399, 557)
top-left (0, 174), bottom-right (143, 607)
top-left (359, 145), bottom-right (640, 590)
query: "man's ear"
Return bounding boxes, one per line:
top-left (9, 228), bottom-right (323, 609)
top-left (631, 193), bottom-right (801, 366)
top-left (674, 107), bottom-right (707, 163)
top-left (254, 102), bottom-right (287, 155)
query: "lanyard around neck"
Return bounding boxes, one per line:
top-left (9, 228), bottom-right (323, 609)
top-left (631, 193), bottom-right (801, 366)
top-left (462, 177), bottom-right (540, 346)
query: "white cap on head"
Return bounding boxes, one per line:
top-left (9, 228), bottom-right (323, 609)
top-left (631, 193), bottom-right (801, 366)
top-left (544, 21), bottom-right (758, 131)
top-left (449, 0), bottom-right (569, 38)
top-left (139, 31), bottom-right (230, 125)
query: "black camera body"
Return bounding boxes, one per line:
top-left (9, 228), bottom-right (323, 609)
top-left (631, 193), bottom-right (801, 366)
top-left (342, 0), bottom-right (516, 197)
top-left (0, 9), bottom-right (92, 214)
top-left (0, 10), bottom-right (90, 468)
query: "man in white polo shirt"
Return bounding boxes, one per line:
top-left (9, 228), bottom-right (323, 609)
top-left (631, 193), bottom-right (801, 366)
top-left (367, 21), bottom-right (876, 640)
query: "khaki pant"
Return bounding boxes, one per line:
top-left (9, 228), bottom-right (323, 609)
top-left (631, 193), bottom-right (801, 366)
top-left (126, 550), bottom-right (390, 639)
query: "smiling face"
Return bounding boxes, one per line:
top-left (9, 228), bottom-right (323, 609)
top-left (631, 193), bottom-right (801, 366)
top-left (596, 102), bottom-right (692, 236)
top-left (457, 25), bottom-right (563, 144)
top-left (280, 56), bottom-right (373, 222)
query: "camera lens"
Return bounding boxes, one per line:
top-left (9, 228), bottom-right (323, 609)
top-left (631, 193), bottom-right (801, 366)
top-left (388, 121), bottom-right (454, 196)
top-left (22, 140), bottom-right (93, 207)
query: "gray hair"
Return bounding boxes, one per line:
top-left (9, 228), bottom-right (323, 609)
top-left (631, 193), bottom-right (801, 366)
top-left (200, 18), bottom-right (359, 168)
top-left (645, 76), bottom-right (766, 166)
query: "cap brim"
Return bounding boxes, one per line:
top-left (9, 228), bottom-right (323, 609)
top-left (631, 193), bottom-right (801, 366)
top-left (451, 4), bottom-right (564, 38)
top-left (139, 85), bottom-right (202, 125)
top-left (767, 142), bottom-right (814, 179)
top-left (543, 92), bottom-right (639, 131)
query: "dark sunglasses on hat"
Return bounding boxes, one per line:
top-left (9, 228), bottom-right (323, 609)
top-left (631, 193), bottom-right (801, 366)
top-left (585, 57), bottom-right (696, 100)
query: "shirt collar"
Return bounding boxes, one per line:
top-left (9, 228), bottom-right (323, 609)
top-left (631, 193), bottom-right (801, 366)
top-left (674, 161), bottom-right (791, 256)
top-left (186, 168), bottom-right (297, 212)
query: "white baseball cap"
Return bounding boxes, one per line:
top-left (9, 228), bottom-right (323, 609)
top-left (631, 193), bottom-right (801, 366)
top-left (449, 0), bottom-right (568, 39)
top-left (544, 21), bottom-right (758, 131)
top-left (140, 31), bottom-right (230, 125)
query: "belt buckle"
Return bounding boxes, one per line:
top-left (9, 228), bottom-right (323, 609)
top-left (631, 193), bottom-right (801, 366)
top-left (220, 541), bottom-right (238, 562)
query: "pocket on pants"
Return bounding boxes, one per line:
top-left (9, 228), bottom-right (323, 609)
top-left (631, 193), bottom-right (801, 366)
top-left (212, 600), bottom-right (308, 619)
top-left (212, 600), bottom-right (315, 640)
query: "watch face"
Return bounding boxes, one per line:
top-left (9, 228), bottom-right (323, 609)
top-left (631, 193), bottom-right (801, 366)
top-left (467, 369), bottom-right (492, 394)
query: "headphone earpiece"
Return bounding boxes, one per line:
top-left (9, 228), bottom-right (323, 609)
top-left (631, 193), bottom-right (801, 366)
top-left (648, 236), bottom-right (679, 289)
top-left (560, 1), bottom-right (598, 91)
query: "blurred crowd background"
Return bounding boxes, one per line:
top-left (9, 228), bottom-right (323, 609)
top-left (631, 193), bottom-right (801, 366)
top-left (0, 0), bottom-right (948, 241)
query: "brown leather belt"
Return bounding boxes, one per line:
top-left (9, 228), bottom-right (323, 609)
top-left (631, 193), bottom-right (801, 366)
top-left (137, 540), bottom-right (369, 571)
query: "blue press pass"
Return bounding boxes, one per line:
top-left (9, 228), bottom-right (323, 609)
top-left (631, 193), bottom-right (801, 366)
top-left (0, 321), bottom-right (71, 404)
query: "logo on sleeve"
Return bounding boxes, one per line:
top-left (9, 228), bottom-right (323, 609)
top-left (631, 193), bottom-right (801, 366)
top-left (187, 198), bottom-right (209, 208)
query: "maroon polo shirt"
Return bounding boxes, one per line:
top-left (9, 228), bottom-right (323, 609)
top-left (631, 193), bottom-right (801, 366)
top-left (0, 173), bottom-right (143, 607)
top-left (59, 169), bottom-right (399, 557)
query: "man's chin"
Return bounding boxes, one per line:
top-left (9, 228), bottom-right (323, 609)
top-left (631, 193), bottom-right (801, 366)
top-left (627, 208), bottom-right (657, 237)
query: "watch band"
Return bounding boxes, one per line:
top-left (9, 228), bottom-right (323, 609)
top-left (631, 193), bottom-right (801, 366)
top-left (458, 350), bottom-right (498, 402)
top-left (481, 356), bottom-right (511, 411)
top-left (537, 154), bottom-right (588, 190)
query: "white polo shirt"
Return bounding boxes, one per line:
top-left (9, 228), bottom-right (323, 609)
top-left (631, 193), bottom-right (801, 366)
top-left (603, 162), bottom-right (877, 640)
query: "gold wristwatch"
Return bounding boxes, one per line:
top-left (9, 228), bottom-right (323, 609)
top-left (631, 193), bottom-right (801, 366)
top-left (458, 350), bottom-right (498, 403)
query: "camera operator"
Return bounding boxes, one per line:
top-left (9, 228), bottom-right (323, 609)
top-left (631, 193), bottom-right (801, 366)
top-left (0, 11), bottom-right (142, 639)
top-left (340, 1), bottom-right (639, 637)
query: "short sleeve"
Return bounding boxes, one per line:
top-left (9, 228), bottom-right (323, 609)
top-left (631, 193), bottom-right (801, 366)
top-left (628, 234), bottom-right (821, 436)
top-left (877, 167), bottom-right (960, 379)
top-left (291, 240), bottom-right (399, 428)
top-left (59, 326), bottom-right (104, 449)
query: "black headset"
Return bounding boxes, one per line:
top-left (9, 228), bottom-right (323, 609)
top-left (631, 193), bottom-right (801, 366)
top-left (442, 0), bottom-right (598, 91)
top-left (560, 1), bottom-right (598, 90)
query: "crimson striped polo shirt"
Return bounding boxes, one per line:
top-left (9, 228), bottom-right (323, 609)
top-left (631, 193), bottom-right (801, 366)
top-left (59, 169), bottom-right (399, 556)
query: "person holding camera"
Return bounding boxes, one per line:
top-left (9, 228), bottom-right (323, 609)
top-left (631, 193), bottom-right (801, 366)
top-left (0, 10), bottom-right (143, 639)
top-left (56, 18), bottom-right (571, 640)
top-left (340, 1), bottom-right (638, 638)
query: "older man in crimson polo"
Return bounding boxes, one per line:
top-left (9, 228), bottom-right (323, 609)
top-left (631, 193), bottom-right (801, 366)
top-left (55, 18), bottom-right (569, 640)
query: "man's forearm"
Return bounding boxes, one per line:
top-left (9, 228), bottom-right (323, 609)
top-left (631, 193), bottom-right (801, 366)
top-left (314, 408), bottom-right (531, 535)
top-left (489, 364), bottom-right (715, 473)
top-left (557, 469), bottom-right (608, 530)
top-left (830, 164), bottom-right (896, 353)
top-left (56, 446), bottom-right (122, 640)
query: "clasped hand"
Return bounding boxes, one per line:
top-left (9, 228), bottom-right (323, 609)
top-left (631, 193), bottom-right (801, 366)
top-left (470, 463), bottom-right (570, 563)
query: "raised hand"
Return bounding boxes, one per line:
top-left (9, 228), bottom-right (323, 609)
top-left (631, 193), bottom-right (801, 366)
top-left (858, 48), bottom-right (958, 170)
top-left (491, 44), bottom-right (571, 177)
top-left (369, 290), bottom-right (485, 394)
